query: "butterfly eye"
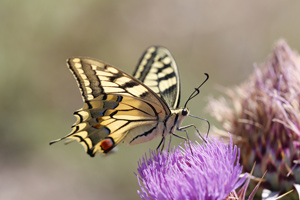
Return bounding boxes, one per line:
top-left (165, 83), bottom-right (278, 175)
top-left (182, 108), bottom-right (188, 116)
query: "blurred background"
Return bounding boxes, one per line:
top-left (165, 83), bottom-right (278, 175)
top-left (1, 1), bottom-right (300, 199)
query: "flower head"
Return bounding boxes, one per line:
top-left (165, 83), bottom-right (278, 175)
top-left (208, 39), bottom-right (300, 198)
top-left (136, 137), bottom-right (246, 200)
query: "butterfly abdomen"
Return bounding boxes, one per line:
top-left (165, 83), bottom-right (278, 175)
top-left (123, 123), bottom-right (163, 145)
top-left (123, 109), bottom-right (188, 146)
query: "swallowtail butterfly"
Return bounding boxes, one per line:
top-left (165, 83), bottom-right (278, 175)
top-left (50, 46), bottom-right (208, 157)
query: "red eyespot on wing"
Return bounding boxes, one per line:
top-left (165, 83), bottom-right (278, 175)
top-left (100, 137), bottom-right (115, 153)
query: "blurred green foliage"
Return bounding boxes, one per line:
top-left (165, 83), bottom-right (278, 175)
top-left (1, 1), bottom-right (300, 199)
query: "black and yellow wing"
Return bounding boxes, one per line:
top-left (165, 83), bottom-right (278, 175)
top-left (133, 46), bottom-right (181, 109)
top-left (50, 57), bottom-right (171, 157)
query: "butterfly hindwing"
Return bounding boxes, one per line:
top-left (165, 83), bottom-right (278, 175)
top-left (51, 57), bottom-right (171, 157)
top-left (69, 95), bottom-right (163, 156)
top-left (133, 46), bottom-right (181, 109)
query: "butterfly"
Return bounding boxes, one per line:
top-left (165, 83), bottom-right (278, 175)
top-left (50, 46), bottom-right (209, 157)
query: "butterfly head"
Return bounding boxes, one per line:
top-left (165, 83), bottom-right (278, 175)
top-left (181, 108), bottom-right (190, 116)
top-left (170, 107), bottom-right (190, 132)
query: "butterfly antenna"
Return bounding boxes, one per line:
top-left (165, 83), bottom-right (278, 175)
top-left (184, 73), bottom-right (209, 108)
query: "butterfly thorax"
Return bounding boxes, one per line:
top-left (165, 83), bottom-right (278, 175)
top-left (164, 108), bottom-right (190, 135)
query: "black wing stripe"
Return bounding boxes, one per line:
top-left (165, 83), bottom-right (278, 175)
top-left (81, 61), bottom-right (102, 99)
top-left (133, 48), bottom-right (156, 82)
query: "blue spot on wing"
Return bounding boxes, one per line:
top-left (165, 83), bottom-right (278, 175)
top-left (104, 127), bottom-right (111, 135)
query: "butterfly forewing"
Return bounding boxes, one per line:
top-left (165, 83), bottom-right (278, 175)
top-left (51, 57), bottom-right (171, 156)
top-left (133, 46), bottom-right (181, 109)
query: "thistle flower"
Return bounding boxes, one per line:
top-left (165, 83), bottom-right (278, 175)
top-left (208, 40), bottom-right (300, 198)
top-left (136, 137), bottom-right (246, 200)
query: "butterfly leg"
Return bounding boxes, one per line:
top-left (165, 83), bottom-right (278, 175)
top-left (178, 124), bottom-right (207, 143)
top-left (165, 134), bottom-right (172, 153)
top-left (172, 129), bottom-right (194, 156)
top-left (156, 136), bottom-right (165, 153)
top-left (157, 134), bottom-right (174, 154)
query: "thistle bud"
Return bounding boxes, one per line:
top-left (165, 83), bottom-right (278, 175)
top-left (208, 40), bottom-right (300, 198)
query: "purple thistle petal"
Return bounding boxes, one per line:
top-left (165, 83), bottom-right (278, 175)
top-left (136, 137), bottom-right (245, 200)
